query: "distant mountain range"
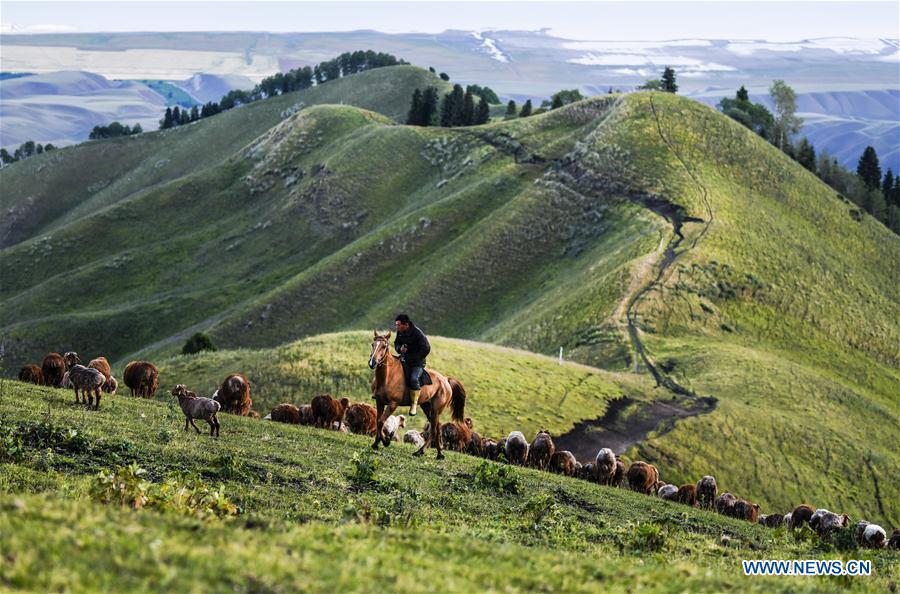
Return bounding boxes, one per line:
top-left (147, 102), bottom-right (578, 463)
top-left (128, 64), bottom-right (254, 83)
top-left (1, 30), bottom-right (897, 167)
top-left (0, 71), bottom-right (254, 149)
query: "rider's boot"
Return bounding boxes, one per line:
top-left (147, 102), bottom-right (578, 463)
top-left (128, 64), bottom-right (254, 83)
top-left (409, 389), bottom-right (420, 416)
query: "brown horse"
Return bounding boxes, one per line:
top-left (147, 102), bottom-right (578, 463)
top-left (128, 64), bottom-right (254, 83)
top-left (368, 330), bottom-right (466, 459)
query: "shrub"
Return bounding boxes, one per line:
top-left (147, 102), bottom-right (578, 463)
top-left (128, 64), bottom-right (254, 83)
top-left (182, 332), bottom-right (217, 355)
top-left (474, 460), bottom-right (519, 494)
top-left (629, 522), bottom-right (667, 553)
top-left (91, 464), bottom-right (239, 519)
top-left (348, 449), bottom-right (380, 488)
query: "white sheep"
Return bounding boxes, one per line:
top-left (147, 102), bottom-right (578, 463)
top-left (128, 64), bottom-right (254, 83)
top-left (403, 430), bottom-right (425, 448)
top-left (505, 431), bottom-right (529, 465)
top-left (657, 484), bottom-right (678, 500)
top-left (594, 448), bottom-right (616, 484)
top-left (382, 414), bottom-right (407, 441)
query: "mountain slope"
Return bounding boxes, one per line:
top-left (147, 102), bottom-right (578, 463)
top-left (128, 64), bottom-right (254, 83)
top-left (2, 73), bottom-right (898, 525)
top-left (2, 381), bottom-right (897, 593)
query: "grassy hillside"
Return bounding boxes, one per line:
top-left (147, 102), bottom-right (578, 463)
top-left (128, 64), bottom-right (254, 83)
top-left (2, 72), bottom-right (898, 530)
top-left (154, 332), bottom-right (652, 440)
top-left (2, 380), bottom-right (897, 593)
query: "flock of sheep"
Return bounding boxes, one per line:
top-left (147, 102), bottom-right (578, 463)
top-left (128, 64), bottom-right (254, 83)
top-left (16, 350), bottom-right (900, 551)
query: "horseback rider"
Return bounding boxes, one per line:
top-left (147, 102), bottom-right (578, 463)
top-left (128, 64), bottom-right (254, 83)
top-left (393, 313), bottom-right (430, 416)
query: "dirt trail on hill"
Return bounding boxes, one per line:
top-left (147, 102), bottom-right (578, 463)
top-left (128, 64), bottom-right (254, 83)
top-left (555, 395), bottom-right (717, 461)
top-left (558, 95), bottom-right (717, 458)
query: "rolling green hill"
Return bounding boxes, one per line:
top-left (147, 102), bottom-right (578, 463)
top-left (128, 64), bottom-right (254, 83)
top-left (2, 381), bottom-right (897, 593)
top-left (1, 66), bottom-right (898, 530)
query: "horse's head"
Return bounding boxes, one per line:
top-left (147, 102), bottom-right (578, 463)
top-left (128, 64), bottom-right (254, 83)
top-left (369, 330), bottom-right (392, 369)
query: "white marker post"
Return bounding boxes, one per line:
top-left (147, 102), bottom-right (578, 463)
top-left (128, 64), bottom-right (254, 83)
top-left (559, 347), bottom-right (563, 365)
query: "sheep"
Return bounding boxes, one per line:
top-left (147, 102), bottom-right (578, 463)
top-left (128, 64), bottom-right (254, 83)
top-left (41, 352), bottom-right (65, 388)
top-left (480, 438), bottom-right (499, 460)
top-left (809, 508), bottom-right (831, 532)
top-left (732, 499), bottom-right (760, 523)
top-left (505, 431), bottom-right (529, 465)
top-left (888, 529), bottom-right (900, 549)
top-left (298, 404), bottom-right (315, 426)
top-left (696, 476), bottom-right (717, 509)
top-left (715, 492), bottom-right (737, 516)
top-left (466, 431), bottom-right (484, 457)
top-left (18, 364), bottom-right (43, 385)
top-left (66, 365), bottom-right (105, 409)
top-left (593, 448), bottom-right (616, 485)
top-left (310, 394), bottom-right (350, 429)
top-left (580, 462), bottom-right (596, 482)
top-left (61, 372), bottom-right (72, 389)
top-left (815, 512), bottom-right (849, 539)
top-left (382, 414), bottom-right (407, 442)
top-left (528, 430), bottom-right (555, 470)
top-left (403, 430), bottom-right (425, 449)
top-left (657, 484), bottom-right (678, 501)
top-left (63, 351), bottom-right (81, 370)
top-left (763, 513), bottom-right (785, 528)
top-left (269, 403), bottom-right (302, 424)
top-left (103, 376), bottom-right (118, 394)
top-left (758, 514), bottom-right (769, 525)
top-left (574, 461), bottom-right (583, 476)
top-left (860, 524), bottom-right (887, 549)
top-left (172, 384), bottom-right (220, 437)
top-left (789, 504), bottom-right (816, 530)
top-left (675, 484), bottom-right (698, 507)
top-left (626, 461), bottom-right (659, 495)
top-left (783, 512), bottom-right (793, 526)
top-left (123, 361), bottom-right (159, 398)
top-left (88, 356), bottom-right (112, 387)
top-left (442, 418), bottom-right (473, 452)
top-left (612, 459), bottom-right (626, 487)
top-left (549, 450), bottom-right (577, 476)
top-left (345, 403), bottom-right (377, 435)
top-left (213, 373), bottom-right (252, 415)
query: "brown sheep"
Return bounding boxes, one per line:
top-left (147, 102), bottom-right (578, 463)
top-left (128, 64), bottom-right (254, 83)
top-left (123, 361), bottom-right (159, 398)
top-left (269, 403), bottom-right (302, 424)
top-left (675, 484), bottom-right (698, 507)
top-left (481, 438), bottom-right (499, 460)
top-left (310, 394), bottom-right (350, 429)
top-left (41, 353), bottom-right (65, 388)
top-left (466, 431), bottom-right (483, 457)
top-left (345, 403), bottom-right (377, 435)
top-left (626, 461), bottom-right (659, 495)
top-left (733, 499), bottom-right (760, 523)
top-left (528, 430), bottom-right (555, 470)
top-left (213, 373), bottom-right (252, 415)
top-left (442, 418), bottom-right (474, 452)
top-left (593, 448), bottom-right (617, 484)
top-left (612, 459), bottom-right (626, 487)
top-left (549, 450), bottom-right (577, 476)
top-left (696, 476), bottom-right (717, 509)
top-left (87, 356), bottom-right (113, 391)
top-left (715, 492), bottom-right (737, 516)
top-left (580, 462), bottom-right (596, 482)
top-left (18, 364), bottom-right (43, 385)
top-left (789, 504), bottom-right (816, 530)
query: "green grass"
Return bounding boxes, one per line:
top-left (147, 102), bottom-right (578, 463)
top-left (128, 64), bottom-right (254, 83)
top-left (2, 71), bottom-right (898, 533)
top-left (154, 331), bottom-right (651, 439)
top-left (2, 380), bottom-right (897, 593)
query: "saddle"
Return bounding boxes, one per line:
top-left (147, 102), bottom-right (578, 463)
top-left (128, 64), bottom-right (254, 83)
top-left (401, 359), bottom-right (432, 388)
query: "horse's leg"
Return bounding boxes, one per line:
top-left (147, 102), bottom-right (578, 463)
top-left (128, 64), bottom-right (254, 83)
top-left (372, 400), bottom-right (385, 450)
top-left (414, 403), bottom-right (432, 457)
top-left (379, 401), bottom-right (398, 447)
top-left (433, 403), bottom-right (444, 460)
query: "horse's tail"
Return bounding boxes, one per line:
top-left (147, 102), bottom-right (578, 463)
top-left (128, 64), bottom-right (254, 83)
top-left (448, 377), bottom-right (466, 423)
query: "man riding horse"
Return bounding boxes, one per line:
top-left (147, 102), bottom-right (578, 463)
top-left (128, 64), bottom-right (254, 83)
top-left (393, 313), bottom-right (430, 416)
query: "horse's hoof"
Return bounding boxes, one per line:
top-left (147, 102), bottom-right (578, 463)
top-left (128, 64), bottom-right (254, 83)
top-left (413, 449), bottom-right (424, 457)
top-left (436, 452), bottom-right (445, 460)
top-left (371, 443), bottom-right (380, 451)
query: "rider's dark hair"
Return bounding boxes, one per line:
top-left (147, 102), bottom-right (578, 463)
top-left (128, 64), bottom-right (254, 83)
top-left (394, 313), bottom-right (411, 324)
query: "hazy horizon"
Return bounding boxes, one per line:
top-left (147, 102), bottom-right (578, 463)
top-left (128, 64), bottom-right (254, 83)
top-left (2, 1), bottom-right (898, 41)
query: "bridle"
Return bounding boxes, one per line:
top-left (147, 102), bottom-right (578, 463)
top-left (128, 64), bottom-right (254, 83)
top-left (369, 336), bottom-right (389, 369)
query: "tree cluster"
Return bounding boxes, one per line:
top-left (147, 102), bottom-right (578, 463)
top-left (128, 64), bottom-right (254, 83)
top-left (158, 50), bottom-right (407, 130)
top-left (89, 121), bottom-right (143, 139)
top-left (407, 83), bottom-right (491, 128)
top-left (718, 86), bottom-right (774, 140)
top-left (0, 140), bottom-right (57, 166)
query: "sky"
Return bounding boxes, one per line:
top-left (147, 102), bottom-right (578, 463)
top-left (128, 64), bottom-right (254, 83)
top-left (1, 1), bottom-right (899, 41)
